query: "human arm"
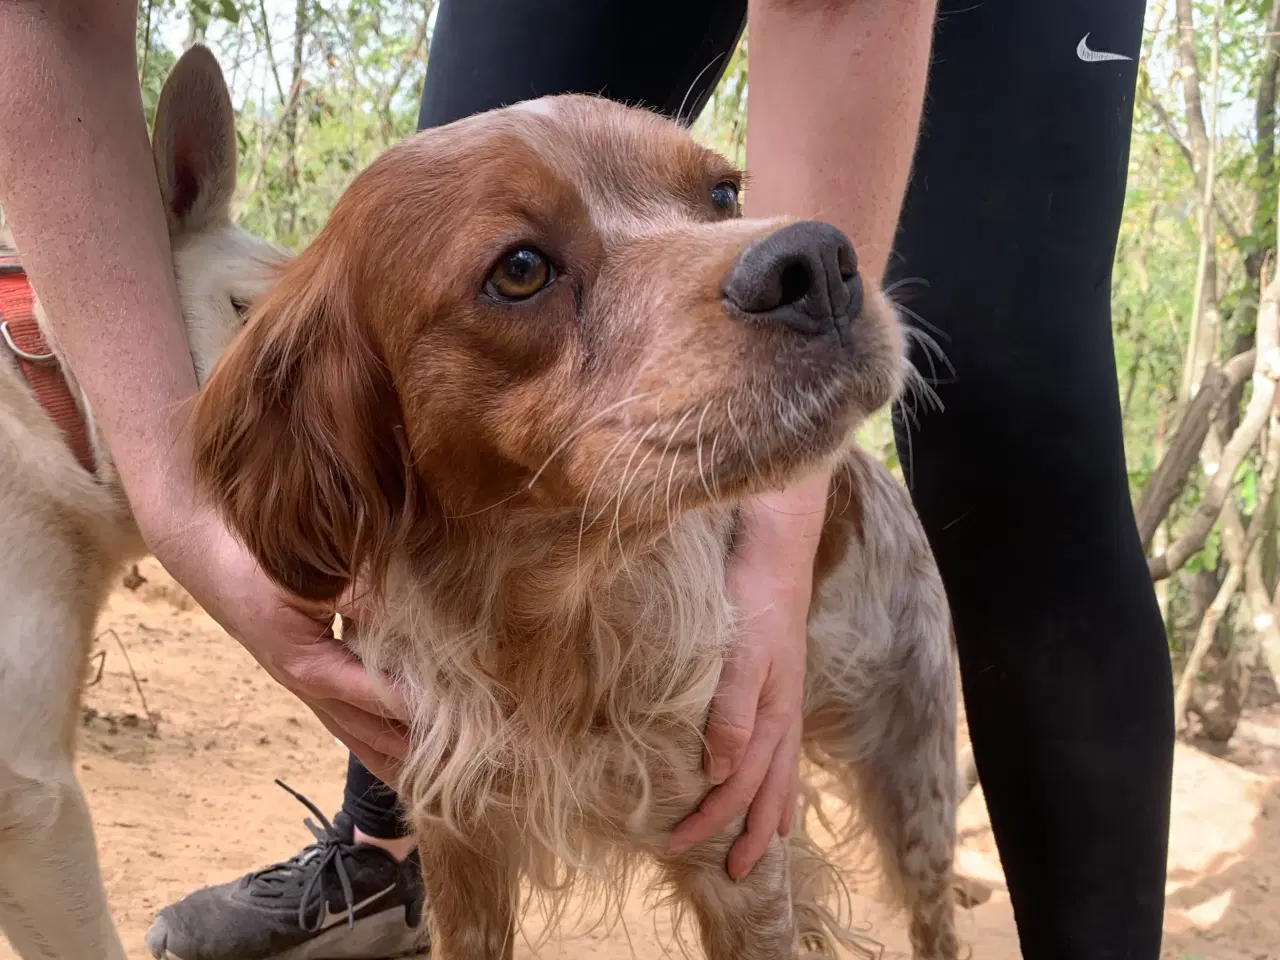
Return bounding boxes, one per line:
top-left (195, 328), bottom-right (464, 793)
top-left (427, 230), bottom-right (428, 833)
top-left (669, 0), bottom-right (938, 878)
top-left (0, 0), bottom-right (408, 781)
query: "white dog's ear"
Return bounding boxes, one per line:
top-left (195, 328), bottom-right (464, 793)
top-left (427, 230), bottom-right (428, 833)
top-left (151, 43), bottom-right (238, 235)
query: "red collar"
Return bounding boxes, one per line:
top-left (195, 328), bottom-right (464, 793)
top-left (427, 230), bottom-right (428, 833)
top-left (1, 255), bottom-right (96, 475)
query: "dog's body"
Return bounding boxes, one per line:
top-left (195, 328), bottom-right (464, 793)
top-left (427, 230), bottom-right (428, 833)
top-left (0, 46), bottom-right (958, 960)
top-left (338, 449), bottom-right (959, 960)
top-left (0, 49), bottom-right (282, 960)
top-left (190, 82), bottom-right (961, 960)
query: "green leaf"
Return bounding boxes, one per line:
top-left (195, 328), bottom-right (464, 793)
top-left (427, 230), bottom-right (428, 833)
top-left (215, 0), bottom-right (239, 23)
top-left (1239, 467), bottom-right (1258, 515)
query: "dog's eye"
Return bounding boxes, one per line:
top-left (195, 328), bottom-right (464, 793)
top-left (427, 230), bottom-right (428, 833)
top-left (710, 181), bottom-right (739, 216)
top-left (230, 297), bottom-right (251, 317)
top-left (485, 247), bottom-right (553, 302)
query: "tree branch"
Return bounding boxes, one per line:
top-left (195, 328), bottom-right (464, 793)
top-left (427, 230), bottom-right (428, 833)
top-left (1142, 80), bottom-right (1244, 245)
top-left (1217, 413), bottom-right (1280, 672)
top-left (237, 74), bottom-right (306, 218)
top-left (1135, 348), bottom-right (1256, 548)
top-left (139, 0), bottom-right (157, 85)
top-left (1151, 263), bottom-right (1280, 580)
top-left (1177, 401), bottom-right (1280, 732)
top-left (1251, 0), bottom-right (1280, 283)
top-left (1256, 0), bottom-right (1280, 213)
top-left (1175, 0), bottom-right (1211, 169)
top-left (1181, 0), bottom-right (1224, 402)
top-left (1174, 532), bottom-right (1246, 732)
top-left (377, 0), bottom-right (434, 119)
top-left (255, 0), bottom-right (288, 105)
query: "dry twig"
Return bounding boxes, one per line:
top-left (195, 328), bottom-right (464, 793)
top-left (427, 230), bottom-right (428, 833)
top-left (95, 629), bottom-right (159, 735)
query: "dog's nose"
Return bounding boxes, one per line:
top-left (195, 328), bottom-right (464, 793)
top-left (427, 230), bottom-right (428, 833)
top-left (721, 221), bottom-right (863, 339)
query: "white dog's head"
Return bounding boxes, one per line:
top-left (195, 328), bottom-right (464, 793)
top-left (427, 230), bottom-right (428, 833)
top-left (151, 44), bottom-right (286, 383)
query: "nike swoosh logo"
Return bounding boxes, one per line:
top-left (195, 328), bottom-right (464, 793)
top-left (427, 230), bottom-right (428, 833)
top-left (318, 884), bottom-right (397, 932)
top-left (1076, 33), bottom-right (1134, 63)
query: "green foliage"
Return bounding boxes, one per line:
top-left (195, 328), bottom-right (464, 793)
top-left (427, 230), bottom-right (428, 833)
top-left (137, 0), bottom-right (181, 129)
top-left (136, 0), bottom-right (433, 251)
top-left (691, 35), bottom-right (748, 166)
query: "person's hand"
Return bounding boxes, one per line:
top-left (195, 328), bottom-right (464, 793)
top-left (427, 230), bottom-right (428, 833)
top-left (668, 468), bottom-right (831, 879)
top-left (147, 502), bottom-right (410, 785)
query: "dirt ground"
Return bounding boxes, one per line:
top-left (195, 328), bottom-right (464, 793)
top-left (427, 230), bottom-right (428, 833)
top-left (4, 557), bottom-right (1280, 960)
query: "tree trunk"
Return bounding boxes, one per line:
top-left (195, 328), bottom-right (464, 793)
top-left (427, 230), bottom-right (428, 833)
top-left (1154, 407), bottom-right (1171, 622)
top-left (1134, 349), bottom-right (1255, 549)
top-left (1175, 0), bottom-right (1222, 401)
top-left (1149, 338), bottom-right (1278, 581)
top-left (283, 0), bottom-right (308, 239)
top-left (1176, 548), bottom-right (1241, 734)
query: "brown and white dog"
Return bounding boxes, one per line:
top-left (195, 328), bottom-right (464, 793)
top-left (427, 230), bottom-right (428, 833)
top-left (189, 91), bottom-right (961, 957)
top-left (0, 47), bottom-right (283, 960)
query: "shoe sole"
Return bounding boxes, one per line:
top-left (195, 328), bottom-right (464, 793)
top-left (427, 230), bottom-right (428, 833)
top-left (151, 907), bottom-right (428, 960)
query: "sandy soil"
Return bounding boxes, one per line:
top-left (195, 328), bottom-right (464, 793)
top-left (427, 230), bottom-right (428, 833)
top-left (3, 556), bottom-right (1279, 960)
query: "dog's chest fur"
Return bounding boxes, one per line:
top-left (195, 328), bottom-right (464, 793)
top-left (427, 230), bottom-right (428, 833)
top-left (340, 458), bottom-right (908, 869)
top-left (344, 506), bottom-right (746, 852)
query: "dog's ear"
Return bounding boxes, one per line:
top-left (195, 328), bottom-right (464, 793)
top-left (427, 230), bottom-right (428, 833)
top-left (151, 43), bottom-right (238, 235)
top-left (190, 242), bottom-right (416, 603)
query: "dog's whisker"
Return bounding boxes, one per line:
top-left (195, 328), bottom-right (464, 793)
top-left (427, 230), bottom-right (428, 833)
top-left (616, 425), bottom-right (663, 533)
top-left (576, 426), bottom-right (641, 568)
top-left (901, 324), bottom-right (955, 386)
top-left (888, 295), bottom-right (950, 343)
top-left (585, 427), bottom-right (647, 531)
top-left (646, 422), bottom-right (682, 532)
top-left (527, 391), bottom-right (660, 491)
top-left (726, 393), bottom-right (763, 488)
top-left (640, 439), bottom-right (667, 530)
top-left (694, 400), bottom-right (715, 503)
top-left (442, 486), bottom-right (525, 520)
top-left (771, 384), bottom-right (812, 454)
top-left (902, 362), bottom-right (945, 417)
top-left (882, 275), bottom-right (930, 299)
top-left (639, 405), bottom-right (693, 531)
top-left (674, 53), bottom-right (725, 128)
top-left (708, 425), bottom-right (723, 502)
top-left (610, 423), bottom-right (661, 581)
top-left (663, 426), bottom-right (685, 536)
top-left (892, 402), bottom-right (918, 490)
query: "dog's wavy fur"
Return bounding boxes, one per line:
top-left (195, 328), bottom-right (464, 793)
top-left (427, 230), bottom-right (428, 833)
top-left (190, 94), bottom-right (960, 959)
top-left (0, 47), bottom-right (283, 960)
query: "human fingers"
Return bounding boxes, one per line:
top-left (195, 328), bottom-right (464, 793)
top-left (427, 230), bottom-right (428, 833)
top-left (702, 649), bottom-right (767, 785)
top-left (668, 712), bottom-right (781, 855)
top-left (728, 719), bottom-right (802, 879)
top-left (308, 701), bottom-right (405, 787)
top-left (272, 628), bottom-right (411, 724)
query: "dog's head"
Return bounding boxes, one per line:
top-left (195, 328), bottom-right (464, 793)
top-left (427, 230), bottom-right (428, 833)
top-left (153, 45), bottom-right (284, 382)
top-left (192, 95), bottom-right (905, 602)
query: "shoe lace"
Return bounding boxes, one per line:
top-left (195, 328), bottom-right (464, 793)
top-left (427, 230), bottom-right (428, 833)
top-left (246, 779), bottom-right (359, 933)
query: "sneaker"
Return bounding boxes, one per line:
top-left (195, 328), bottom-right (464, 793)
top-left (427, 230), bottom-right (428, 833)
top-left (145, 781), bottom-right (427, 960)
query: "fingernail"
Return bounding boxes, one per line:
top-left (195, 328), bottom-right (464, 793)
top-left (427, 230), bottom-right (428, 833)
top-left (667, 835), bottom-right (691, 856)
top-left (707, 759), bottom-right (727, 785)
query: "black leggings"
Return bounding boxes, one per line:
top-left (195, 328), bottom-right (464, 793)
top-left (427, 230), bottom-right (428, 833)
top-left (345, 1), bottom-right (1172, 956)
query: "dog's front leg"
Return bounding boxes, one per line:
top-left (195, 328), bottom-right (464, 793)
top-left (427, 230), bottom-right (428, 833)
top-left (660, 830), bottom-right (798, 960)
top-left (418, 828), bottom-right (517, 960)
